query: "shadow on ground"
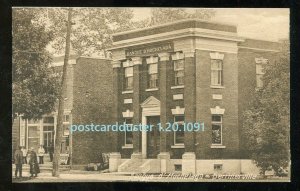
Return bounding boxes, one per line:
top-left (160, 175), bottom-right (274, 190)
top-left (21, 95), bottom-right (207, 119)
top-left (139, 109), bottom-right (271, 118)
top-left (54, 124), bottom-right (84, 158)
top-left (13, 177), bottom-right (36, 182)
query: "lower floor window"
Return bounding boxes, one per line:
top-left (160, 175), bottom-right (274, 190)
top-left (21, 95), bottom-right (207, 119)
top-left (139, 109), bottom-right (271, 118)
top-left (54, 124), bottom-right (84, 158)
top-left (212, 115), bottom-right (222, 145)
top-left (174, 115), bottom-right (184, 145)
top-left (125, 118), bottom-right (133, 145)
top-left (214, 164), bottom-right (223, 171)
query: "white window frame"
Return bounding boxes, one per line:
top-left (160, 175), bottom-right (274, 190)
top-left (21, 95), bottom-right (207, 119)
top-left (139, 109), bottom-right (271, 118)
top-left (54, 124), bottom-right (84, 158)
top-left (211, 59), bottom-right (223, 86)
top-left (124, 118), bottom-right (133, 147)
top-left (212, 115), bottom-right (223, 145)
top-left (173, 115), bottom-right (184, 146)
top-left (174, 59), bottom-right (184, 86)
top-left (124, 66), bottom-right (133, 90)
top-left (63, 114), bottom-right (70, 137)
top-left (148, 63), bottom-right (158, 88)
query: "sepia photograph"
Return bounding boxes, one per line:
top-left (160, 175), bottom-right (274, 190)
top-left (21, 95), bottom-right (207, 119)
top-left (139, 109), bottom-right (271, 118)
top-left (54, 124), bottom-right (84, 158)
top-left (11, 7), bottom-right (290, 183)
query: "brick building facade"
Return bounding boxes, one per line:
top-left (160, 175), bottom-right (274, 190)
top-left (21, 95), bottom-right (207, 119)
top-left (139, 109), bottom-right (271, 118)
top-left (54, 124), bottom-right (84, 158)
top-left (107, 19), bottom-right (281, 174)
top-left (12, 56), bottom-right (114, 167)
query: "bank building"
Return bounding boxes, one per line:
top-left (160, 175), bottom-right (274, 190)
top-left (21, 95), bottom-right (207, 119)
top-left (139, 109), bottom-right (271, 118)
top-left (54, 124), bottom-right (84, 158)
top-left (13, 19), bottom-right (282, 175)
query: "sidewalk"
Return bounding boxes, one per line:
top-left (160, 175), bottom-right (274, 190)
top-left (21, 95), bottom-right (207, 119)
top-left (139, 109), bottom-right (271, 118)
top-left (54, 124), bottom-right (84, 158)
top-left (12, 170), bottom-right (290, 183)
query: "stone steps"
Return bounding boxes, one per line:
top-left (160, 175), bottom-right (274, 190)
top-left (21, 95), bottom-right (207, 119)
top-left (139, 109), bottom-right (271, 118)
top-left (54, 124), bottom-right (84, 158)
top-left (118, 160), bottom-right (146, 173)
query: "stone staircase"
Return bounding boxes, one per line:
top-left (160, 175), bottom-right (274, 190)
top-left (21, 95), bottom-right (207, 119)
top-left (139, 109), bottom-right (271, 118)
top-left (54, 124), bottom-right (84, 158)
top-left (118, 159), bottom-right (155, 173)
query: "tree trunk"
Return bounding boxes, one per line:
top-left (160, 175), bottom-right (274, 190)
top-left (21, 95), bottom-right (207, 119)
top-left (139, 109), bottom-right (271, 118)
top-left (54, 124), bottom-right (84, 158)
top-left (52, 8), bottom-right (72, 177)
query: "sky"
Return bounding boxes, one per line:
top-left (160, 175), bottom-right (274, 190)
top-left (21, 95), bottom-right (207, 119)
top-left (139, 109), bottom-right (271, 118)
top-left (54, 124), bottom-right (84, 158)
top-left (132, 8), bottom-right (289, 41)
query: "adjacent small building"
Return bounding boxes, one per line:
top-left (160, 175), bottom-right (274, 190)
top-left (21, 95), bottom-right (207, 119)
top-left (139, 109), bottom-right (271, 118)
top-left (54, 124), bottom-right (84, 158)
top-left (12, 55), bottom-right (114, 165)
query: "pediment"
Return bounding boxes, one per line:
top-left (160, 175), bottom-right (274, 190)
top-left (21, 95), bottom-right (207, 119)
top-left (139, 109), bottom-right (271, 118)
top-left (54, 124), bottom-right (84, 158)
top-left (141, 96), bottom-right (160, 108)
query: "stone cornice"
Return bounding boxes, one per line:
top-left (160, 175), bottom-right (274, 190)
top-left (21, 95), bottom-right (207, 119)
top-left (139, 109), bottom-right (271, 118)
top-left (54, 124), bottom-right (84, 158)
top-left (108, 28), bottom-right (244, 51)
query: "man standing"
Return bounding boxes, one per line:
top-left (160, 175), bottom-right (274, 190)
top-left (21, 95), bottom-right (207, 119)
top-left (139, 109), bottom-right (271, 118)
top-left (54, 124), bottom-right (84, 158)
top-left (38, 145), bottom-right (45, 164)
top-left (49, 143), bottom-right (54, 162)
top-left (21, 146), bottom-right (27, 164)
top-left (14, 146), bottom-right (23, 178)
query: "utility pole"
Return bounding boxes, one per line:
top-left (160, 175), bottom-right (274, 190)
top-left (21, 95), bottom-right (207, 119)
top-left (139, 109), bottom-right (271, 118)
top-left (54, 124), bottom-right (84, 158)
top-left (52, 8), bottom-right (73, 177)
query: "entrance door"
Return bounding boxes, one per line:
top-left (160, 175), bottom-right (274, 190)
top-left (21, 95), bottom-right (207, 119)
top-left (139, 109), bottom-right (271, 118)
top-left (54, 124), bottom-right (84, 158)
top-left (147, 116), bottom-right (160, 158)
top-left (43, 126), bottom-right (54, 153)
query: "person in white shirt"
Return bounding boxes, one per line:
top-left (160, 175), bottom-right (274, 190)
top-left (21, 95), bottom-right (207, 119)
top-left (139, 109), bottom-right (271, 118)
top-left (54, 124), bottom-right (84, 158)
top-left (37, 145), bottom-right (45, 164)
top-left (21, 146), bottom-right (27, 164)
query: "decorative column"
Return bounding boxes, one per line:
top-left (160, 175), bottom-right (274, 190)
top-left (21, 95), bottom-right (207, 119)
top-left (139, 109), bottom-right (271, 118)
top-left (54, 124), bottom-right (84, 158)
top-left (182, 51), bottom-right (196, 175)
top-left (131, 57), bottom-right (143, 159)
top-left (157, 52), bottom-right (171, 173)
top-left (109, 60), bottom-right (122, 172)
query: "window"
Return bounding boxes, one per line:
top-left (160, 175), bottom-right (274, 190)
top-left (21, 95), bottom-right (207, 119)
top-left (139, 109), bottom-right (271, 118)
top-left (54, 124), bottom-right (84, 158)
top-left (212, 115), bottom-right (222, 145)
top-left (28, 126), bottom-right (39, 149)
top-left (214, 164), bottom-right (223, 171)
top-left (28, 119), bottom-right (39, 124)
top-left (63, 114), bottom-right (70, 136)
top-left (148, 63), bottom-right (158, 88)
top-left (211, 59), bottom-right (223, 86)
top-left (63, 124), bottom-right (70, 136)
top-left (256, 64), bottom-right (265, 88)
top-left (43, 126), bottom-right (54, 132)
top-left (43, 117), bottom-right (54, 124)
top-left (64, 115), bottom-right (70, 123)
top-left (174, 164), bottom-right (182, 171)
top-left (174, 115), bottom-right (184, 145)
top-left (124, 118), bottom-right (133, 145)
top-left (174, 59), bottom-right (184, 86)
top-left (124, 67), bottom-right (133, 90)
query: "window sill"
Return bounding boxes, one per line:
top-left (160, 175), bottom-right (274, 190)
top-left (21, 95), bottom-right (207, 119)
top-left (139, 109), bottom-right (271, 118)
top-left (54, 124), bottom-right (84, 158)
top-left (171, 145), bottom-right (185, 149)
top-left (122, 90), bottom-right (133, 94)
top-left (145, 88), bottom-right (158, 92)
top-left (122, 145), bottom-right (133, 149)
top-left (210, 145), bottom-right (226, 148)
top-left (210, 85), bottom-right (225, 89)
top-left (171, 85), bottom-right (184, 89)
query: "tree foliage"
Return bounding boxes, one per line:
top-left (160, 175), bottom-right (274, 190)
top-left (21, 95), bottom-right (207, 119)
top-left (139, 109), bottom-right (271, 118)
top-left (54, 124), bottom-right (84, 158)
top-left (243, 40), bottom-right (290, 176)
top-left (12, 8), bottom-right (60, 120)
top-left (148, 8), bottom-right (216, 26)
top-left (36, 8), bottom-right (215, 57)
top-left (35, 8), bottom-right (134, 57)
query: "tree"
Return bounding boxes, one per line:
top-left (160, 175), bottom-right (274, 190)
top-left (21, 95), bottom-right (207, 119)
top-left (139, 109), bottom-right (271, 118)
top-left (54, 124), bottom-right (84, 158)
top-left (52, 8), bottom-right (73, 177)
top-left (243, 40), bottom-right (290, 176)
top-left (35, 8), bottom-right (134, 57)
top-left (12, 8), bottom-right (60, 120)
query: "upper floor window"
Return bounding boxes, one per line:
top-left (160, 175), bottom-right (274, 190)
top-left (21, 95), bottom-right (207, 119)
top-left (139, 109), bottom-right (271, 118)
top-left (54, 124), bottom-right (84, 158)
top-left (212, 115), bottom-right (222, 145)
top-left (211, 59), bottom-right (223, 86)
top-left (124, 66), bottom-right (133, 90)
top-left (174, 115), bottom-right (184, 145)
top-left (148, 63), bottom-right (158, 88)
top-left (174, 59), bottom-right (184, 86)
top-left (43, 117), bottom-right (54, 124)
top-left (63, 114), bottom-right (70, 123)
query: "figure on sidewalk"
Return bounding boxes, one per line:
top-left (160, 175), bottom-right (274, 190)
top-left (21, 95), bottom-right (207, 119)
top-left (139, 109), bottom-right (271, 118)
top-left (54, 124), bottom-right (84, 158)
top-left (21, 146), bottom-right (27, 164)
top-left (14, 146), bottom-right (23, 178)
top-left (48, 143), bottom-right (54, 162)
top-left (38, 145), bottom-right (45, 164)
top-left (29, 147), bottom-right (40, 177)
